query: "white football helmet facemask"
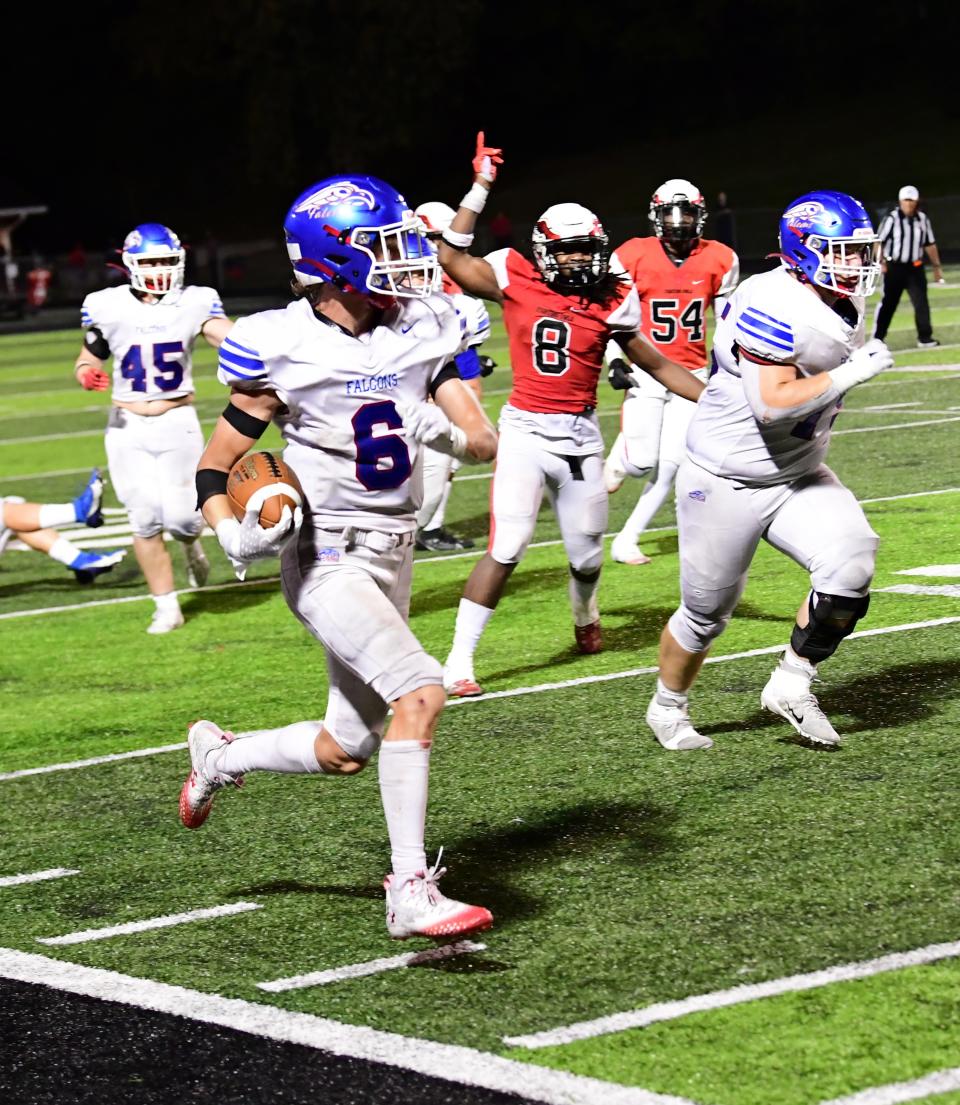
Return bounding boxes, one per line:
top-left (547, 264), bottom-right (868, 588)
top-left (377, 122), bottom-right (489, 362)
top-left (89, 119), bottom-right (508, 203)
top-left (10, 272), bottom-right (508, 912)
top-left (531, 203), bottom-right (611, 292)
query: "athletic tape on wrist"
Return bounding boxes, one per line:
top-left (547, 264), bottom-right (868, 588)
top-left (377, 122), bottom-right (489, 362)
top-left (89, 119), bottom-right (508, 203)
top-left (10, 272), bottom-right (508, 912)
top-left (459, 182), bottom-right (489, 215)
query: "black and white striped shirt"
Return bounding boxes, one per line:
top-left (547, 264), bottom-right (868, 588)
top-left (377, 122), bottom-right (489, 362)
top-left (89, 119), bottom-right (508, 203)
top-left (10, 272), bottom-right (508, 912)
top-left (877, 208), bottom-right (936, 264)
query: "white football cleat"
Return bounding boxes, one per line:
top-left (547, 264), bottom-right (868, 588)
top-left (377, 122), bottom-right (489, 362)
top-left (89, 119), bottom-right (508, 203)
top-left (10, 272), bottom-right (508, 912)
top-left (179, 719), bottom-right (244, 829)
top-left (761, 667), bottom-right (840, 748)
top-left (610, 534), bottom-right (651, 565)
top-left (646, 694), bottom-right (713, 750)
top-left (384, 850), bottom-right (493, 940)
top-left (147, 605), bottom-right (185, 635)
top-left (185, 541), bottom-right (210, 588)
top-left (603, 443), bottom-right (627, 494)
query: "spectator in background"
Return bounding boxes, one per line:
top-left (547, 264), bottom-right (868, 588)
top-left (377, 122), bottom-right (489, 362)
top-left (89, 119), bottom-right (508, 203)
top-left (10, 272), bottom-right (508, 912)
top-left (489, 210), bottom-right (514, 250)
top-left (25, 255), bottom-right (53, 312)
top-left (713, 192), bottom-right (737, 250)
top-left (873, 185), bottom-right (944, 350)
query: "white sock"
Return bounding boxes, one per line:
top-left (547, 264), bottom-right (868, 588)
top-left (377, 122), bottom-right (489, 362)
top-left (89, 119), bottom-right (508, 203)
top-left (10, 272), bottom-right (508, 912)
top-left (38, 502), bottom-right (77, 528)
top-left (568, 570), bottom-right (600, 626)
top-left (446, 598), bottom-right (495, 670)
top-left (427, 479), bottom-right (453, 531)
top-left (153, 591), bottom-right (180, 613)
top-left (378, 740), bottom-right (431, 884)
top-left (620, 461), bottom-right (678, 544)
top-left (48, 536), bottom-right (82, 566)
top-left (777, 646), bottom-right (816, 684)
top-left (655, 676), bottom-right (688, 708)
top-left (215, 720), bottom-right (323, 775)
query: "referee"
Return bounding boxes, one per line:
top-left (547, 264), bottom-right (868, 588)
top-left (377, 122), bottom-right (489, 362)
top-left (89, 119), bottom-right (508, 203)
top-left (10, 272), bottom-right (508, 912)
top-left (873, 185), bottom-right (944, 349)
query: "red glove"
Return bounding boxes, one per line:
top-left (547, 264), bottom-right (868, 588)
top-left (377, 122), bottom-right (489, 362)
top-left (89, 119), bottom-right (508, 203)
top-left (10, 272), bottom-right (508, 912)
top-left (472, 131), bottom-right (503, 183)
top-left (76, 364), bottom-right (110, 391)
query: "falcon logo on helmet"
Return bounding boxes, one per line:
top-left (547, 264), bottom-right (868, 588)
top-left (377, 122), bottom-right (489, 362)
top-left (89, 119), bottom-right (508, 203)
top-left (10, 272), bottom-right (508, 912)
top-left (294, 182), bottom-right (378, 218)
top-left (284, 174), bottom-right (440, 301)
top-left (531, 203), bottom-right (611, 293)
top-left (650, 179), bottom-right (707, 245)
top-left (121, 223), bottom-right (186, 297)
top-left (778, 190), bottom-right (881, 298)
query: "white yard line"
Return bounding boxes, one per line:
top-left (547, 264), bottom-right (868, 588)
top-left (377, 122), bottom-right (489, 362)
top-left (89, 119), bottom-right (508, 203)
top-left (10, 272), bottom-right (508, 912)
top-left (832, 416), bottom-right (960, 435)
top-left (257, 940), bottom-right (487, 992)
top-left (0, 867), bottom-right (79, 888)
top-left (1, 614), bottom-right (957, 784)
top-left (2, 466), bottom-right (93, 483)
top-left (503, 938), bottom-right (960, 1049)
top-left (0, 948), bottom-right (697, 1105)
top-left (877, 584), bottom-right (960, 598)
top-left (36, 901), bottom-right (262, 946)
top-left (818, 1067), bottom-right (960, 1105)
top-left (895, 564), bottom-right (960, 577)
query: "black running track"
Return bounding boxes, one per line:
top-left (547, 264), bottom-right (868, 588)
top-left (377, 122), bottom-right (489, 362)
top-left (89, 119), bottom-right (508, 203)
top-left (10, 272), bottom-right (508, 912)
top-left (0, 978), bottom-right (542, 1105)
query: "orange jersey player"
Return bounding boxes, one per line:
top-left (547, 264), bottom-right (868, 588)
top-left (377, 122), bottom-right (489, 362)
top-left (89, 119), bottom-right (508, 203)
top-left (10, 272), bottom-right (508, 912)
top-left (436, 134), bottom-right (704, 698)
top-left (604, 179), bottom-right (739, 566)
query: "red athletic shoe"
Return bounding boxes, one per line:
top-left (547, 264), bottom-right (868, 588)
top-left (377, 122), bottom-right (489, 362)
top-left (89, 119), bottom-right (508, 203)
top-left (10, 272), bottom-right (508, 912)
top-left (178, 720), bottom-right (243, 829)
top-left (574, 620), bottom-right (603, 654)
top-left (444, 677), bottom-right (484, 698)
top-left (385, 850), bottom-right (493, 939)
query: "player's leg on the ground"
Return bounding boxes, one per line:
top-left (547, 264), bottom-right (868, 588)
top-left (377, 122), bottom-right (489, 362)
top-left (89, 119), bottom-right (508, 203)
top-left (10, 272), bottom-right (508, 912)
top-left (760, 467), bottom-right (878, 747)
top-left (14, 527), bottom-right (126, 581)
top-left (549, 451), bottom-right (607, 653)
top-left (445, 431), bottom-right (544, 694)
top-left (1, 470), bottom-right (102, 534)
top-left (648, 462), bottom-right (762, 750)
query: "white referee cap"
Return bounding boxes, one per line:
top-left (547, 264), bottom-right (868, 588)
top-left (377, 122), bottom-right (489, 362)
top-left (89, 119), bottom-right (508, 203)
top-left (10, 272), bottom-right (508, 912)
top-left (898, 185), bottom-right (919, 200)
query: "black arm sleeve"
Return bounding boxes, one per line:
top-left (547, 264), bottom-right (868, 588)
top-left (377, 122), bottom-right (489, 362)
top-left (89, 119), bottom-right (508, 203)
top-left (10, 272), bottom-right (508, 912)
top-left (428, 362), bottom-right (462, 399)
top-left (83, 327), bottom-right (110, 360)
top-left (222, 402), bottom-right (271, 439)
top-left (196, 468), bottom-right (229, 510)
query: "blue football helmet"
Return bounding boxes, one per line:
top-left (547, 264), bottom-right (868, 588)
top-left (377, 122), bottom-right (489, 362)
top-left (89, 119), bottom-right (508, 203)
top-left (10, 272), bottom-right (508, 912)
top-left (121, 223), bottom-right (185, 296)
top-left (284, 176), bottom-right (440, 300)
top-left (778, 191), bottom-right (881, 298)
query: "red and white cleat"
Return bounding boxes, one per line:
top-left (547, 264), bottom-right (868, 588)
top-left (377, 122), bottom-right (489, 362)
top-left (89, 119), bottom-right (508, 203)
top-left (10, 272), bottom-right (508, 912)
top-left (385, 851), bottom-right (493, 940)
top-left (445, 677), bottom-right (484, 698)
top-left (574, 620), bottom-right (603, 654)
top-left (178, 719), bottom-right (243, 829)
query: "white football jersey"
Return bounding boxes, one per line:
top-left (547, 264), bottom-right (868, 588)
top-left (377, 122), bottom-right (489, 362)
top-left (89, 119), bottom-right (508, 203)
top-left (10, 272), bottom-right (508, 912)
top-left (81, 285), bottom-right (226, 402)
top-left (218, 295), bottom-right (461, 533)
top-left (687, 267), bottom-right (865, 485)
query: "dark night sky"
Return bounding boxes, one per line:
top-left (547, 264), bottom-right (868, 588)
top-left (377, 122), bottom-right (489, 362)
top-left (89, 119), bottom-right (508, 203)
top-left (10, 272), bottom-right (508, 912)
top-left (4, 0), bottom-right (957, 256)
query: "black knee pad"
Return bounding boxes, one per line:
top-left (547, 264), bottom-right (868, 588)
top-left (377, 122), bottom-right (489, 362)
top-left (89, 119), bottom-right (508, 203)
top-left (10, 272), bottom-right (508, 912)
top-left (569, 564), bottom-right (601, 584)
top-left (790, 590), bottom-right (870, 664)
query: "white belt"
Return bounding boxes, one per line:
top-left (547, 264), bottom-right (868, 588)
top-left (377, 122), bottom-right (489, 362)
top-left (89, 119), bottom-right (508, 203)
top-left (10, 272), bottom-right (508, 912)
top-left (321, 526), bottom-right (415, 553)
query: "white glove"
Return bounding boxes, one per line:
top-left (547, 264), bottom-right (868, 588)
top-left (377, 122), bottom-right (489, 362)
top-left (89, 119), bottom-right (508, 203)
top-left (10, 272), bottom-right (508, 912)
top-left (215, 504), bottom-right (302, 581)
top-left (828, 339), bottom-right (894, 393)
top-left (396, 400), bottom-right (468, 458)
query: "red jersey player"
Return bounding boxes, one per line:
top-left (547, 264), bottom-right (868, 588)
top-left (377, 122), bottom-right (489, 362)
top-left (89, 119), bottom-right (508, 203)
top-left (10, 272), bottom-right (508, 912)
top-left (604, 179), bottom-right (739, 565)
top-left (437, 135), bottom-right (704, 697)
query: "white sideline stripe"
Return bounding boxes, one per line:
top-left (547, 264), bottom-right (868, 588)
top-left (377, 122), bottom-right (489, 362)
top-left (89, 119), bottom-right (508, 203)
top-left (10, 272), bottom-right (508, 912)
top-left (258, 940), bottom-right (487, 992)
top-left (877, 584), bottom-right (960, 597)
top-left (447, 616), bottom-right (960, 708)
top-left (36, 901), bottom-right (262, 946)
top-left (5, 484), bottom-right (955, 614)
top-left (0, 867), bottom-right (79, 887)
top-left (0, 742), bottom-right (188, 782)
top-left (0, 573), bottom-right (282, 622)
top-left (895, 564), bottom-right (960, 577)
top-left (0, 949), bottom-right (696, 1105)
top-left (503, 938), bottom-right (960, 1049)
top-left (3, 614), bottom-right (957, 784)
top-left (819, 1067), bottom-right (960, 1105)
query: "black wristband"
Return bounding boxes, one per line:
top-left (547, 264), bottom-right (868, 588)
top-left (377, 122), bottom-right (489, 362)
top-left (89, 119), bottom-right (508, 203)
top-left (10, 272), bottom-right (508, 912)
top-left (196, 468), bottom-right (229, 509)
top-left (222, 402), bottom-right (270, 439)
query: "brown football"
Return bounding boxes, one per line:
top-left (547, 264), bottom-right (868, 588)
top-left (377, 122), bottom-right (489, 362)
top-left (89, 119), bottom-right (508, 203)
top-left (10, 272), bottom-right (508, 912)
top-left (226, 452), bottom-right (303, 528)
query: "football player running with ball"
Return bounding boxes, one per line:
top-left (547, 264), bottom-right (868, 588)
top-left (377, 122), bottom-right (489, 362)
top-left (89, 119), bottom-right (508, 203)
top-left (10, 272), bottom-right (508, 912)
top-left (74, 225), bottom-right (233, 632)
top-left (180, 175), bottom-right (498, 940)
top-left (439, 134), bottom-right (704, 698)
top-left (646, 191), bottom-right (892, 751)
top-left (604, 179), bottom-right (739, 565)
